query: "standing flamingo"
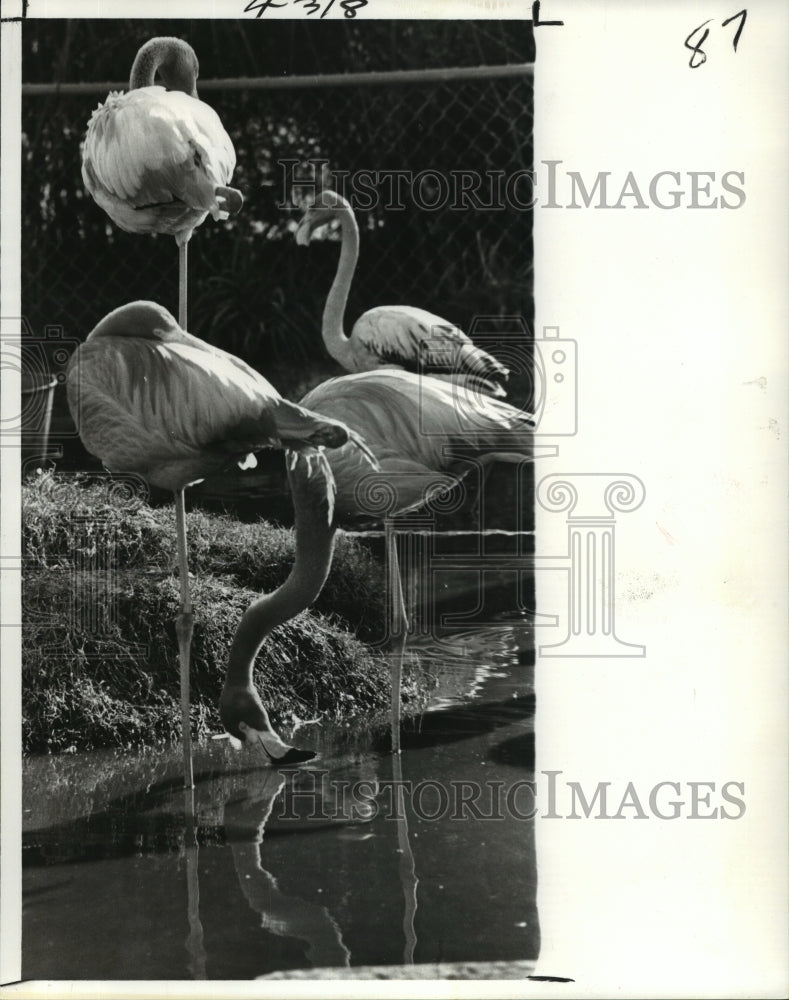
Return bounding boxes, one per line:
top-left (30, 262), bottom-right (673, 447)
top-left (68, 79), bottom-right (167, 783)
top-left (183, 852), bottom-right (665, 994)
top-left (294, 191), bottom-right (510, 397)
top-left (66, 301), bottom-right (377, 784)
top-left (81, 36), bottom-right (242, 329)
top-left (221, 368), bottom-right (535, 756)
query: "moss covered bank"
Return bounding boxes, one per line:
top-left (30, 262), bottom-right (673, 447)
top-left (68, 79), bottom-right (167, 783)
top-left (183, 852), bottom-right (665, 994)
top-left (22, 473), bottom-right (415, 754)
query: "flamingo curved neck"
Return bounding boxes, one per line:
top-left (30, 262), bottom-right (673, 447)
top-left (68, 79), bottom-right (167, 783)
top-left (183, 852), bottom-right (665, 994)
top-left (129, 40), bottom-right (196, 95)
top-left (322, 209), bottom-right (359, 370)
top-left (224, 474), bottom-right (336, 689)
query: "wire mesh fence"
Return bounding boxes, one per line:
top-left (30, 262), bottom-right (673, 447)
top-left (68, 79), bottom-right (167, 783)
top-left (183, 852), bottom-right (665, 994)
top-left (22, 20), bottom-right (534, 406)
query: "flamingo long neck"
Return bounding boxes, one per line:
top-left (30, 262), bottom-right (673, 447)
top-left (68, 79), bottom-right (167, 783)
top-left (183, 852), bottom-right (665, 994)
top-left (322, 208), bottom-right (360, 370)
top-left (224, 471), bottom-right (336, 689)
top-left (129, 43), bottom-right (166, 90)
top-left (129, 39), bottom-right (196, 95)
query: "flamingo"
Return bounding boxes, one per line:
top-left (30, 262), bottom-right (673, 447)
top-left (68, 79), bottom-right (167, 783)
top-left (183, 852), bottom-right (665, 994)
top-left (220, 368), bottom-right (536, 757)
top-left (294, 191), bottom-right (510, 397)
top-left (66, 300), bottom-right (378, 784)
top-left (81, 36), bottom-right (242, 330)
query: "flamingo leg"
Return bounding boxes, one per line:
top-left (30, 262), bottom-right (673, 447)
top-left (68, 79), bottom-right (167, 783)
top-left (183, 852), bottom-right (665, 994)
top-left (385, 518), bottom-right (408, 755)
top-left (392, 752), bottom-right (418, 963)
top-left (183, 787), bottom-right (206, 978)
top-left (178, 238), bottom-right (188, 330)
top-left (175, 488), bottom-right (195, 789)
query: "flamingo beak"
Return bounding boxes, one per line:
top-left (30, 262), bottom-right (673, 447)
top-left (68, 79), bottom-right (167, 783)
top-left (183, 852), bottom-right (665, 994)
top-left (212, 732), bottom-right (244, 751)
top-left (238, 721), bottom-right (274, 753)
top-left (212, 722), bottom-right (261, 752)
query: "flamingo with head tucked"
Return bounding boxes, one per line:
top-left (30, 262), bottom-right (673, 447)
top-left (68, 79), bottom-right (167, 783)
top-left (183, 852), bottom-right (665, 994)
top-left (67, 301), bottom-right (377, 784)
top-left (295, 191), bottom-right (510, 398)
top-left (221, 368), bottom-right (536, 756)
top-left (81, 36), bottom-right (243, 329)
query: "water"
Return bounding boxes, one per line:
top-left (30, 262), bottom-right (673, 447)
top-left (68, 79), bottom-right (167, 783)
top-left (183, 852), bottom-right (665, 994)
top-left (22, 618), bottom-right (537, 980)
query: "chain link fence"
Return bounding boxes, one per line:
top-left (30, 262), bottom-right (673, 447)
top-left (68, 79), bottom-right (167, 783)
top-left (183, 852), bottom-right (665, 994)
top-left (22, 21), bottom-right (533, 401)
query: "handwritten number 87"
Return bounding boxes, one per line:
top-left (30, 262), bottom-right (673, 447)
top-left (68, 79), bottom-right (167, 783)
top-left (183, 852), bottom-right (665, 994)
top-left (685, 9), bottom-right (747, 68)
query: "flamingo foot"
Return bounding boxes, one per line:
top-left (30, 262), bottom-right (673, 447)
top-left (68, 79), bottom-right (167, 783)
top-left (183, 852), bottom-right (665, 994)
top-left (239, 722), bottom-right (317, 765)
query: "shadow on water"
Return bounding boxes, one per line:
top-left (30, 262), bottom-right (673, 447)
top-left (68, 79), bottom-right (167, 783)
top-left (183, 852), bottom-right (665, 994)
top-left (22, 616), bottom-right (538, 980)
top-left (23, 695), bottom-right (535, 865)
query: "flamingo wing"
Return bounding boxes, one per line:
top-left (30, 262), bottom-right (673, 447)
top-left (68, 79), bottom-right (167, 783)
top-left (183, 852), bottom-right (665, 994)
top-left (171, 331), bottom-right (372, 459)
top-left (82, 87), bottom-right (236, 227)
top-left (68, 335), bottom-right (277, 487)
top-left (351, 305), bottom-right (509, 394)
top-left (300, 370), bottom-right (534, 522)
top-left (68, 307), bottom-right (372, 501)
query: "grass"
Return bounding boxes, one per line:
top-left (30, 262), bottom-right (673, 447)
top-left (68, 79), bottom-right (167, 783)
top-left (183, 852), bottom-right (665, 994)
top-left (23, 471), bottom-right (387, 637)
top-left (21, 472), bottom-right (417, 754)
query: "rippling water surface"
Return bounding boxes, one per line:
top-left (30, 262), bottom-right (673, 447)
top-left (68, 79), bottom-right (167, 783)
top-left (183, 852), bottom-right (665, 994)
top-left (23, 616), bottom-right (537, 980)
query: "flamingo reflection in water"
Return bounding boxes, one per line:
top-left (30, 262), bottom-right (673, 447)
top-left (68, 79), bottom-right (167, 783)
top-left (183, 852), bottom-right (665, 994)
top-left (220, 759), bottom-right (418, 969)
top-left (224, 771), bottom-right (351, 970)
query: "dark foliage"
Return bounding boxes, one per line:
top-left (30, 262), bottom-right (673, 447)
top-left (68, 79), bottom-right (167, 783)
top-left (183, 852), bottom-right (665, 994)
top-left (23, 19), bottom-right (534, 404)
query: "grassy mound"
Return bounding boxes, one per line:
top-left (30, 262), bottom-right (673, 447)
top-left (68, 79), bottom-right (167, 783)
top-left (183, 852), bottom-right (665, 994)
top-left (22, 473), bottom-right (394, 754)
top-left (23, 471), bottom-right (387, 638)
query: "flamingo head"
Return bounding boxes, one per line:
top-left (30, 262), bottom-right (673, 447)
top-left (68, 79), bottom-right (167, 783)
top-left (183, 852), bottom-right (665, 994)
top-left (86, 300), bottom-right (181, 342)
top-left (218, 685), bottom-right (317, 763)
top-left (294, 190), bottom-right (353, 246)
top-left (130, 37), bottom-right (199, 98)
top-left (219, 683), bottom-right (271, 745)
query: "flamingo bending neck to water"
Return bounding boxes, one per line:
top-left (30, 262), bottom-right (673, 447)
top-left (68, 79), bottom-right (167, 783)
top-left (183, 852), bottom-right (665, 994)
top-left (295, 191), bottom-right (510, 398)
top-left (222, 369), bottom-right (536, 756)
top-left (67, 301), bottom-right (376, 783)
top-left (81, 36), bottom-right (242, 328)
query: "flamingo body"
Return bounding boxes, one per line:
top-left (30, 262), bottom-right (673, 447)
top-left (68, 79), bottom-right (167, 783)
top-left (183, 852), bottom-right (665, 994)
top-left (67, 301), bottom-right (366, 498)
top-left (82, 86), bottom-right (238, 244)
top-left (81, 37), bottom-right (241, 246)
top-left (69, 302), bottom-right (378, 774)
top-left (74, 37), bottom-right (243, 786)
top-left (299, 369), bottom-right (535, 523)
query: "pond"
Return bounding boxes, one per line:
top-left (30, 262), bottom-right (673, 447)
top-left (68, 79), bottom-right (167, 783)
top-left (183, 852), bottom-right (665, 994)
top-left (22, 616), bottom-right (537, 980)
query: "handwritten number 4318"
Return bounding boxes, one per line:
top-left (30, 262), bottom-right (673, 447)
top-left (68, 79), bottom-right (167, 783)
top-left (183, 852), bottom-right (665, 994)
top-left (245, 0), bottom-right (367, 16)
top-left (685, 9), bottom-right (746, 68)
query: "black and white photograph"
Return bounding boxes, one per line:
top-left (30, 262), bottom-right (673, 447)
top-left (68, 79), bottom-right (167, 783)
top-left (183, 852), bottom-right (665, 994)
top-left (1, 1), bottom-right (787, 996)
